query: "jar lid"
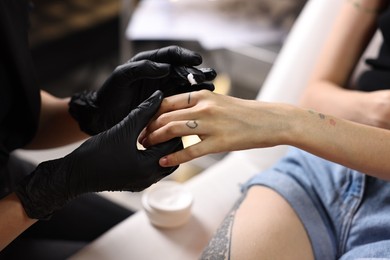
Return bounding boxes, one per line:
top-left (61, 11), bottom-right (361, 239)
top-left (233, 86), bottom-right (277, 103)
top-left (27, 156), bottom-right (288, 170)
top-left (148, 181), bottom-right (193, 212)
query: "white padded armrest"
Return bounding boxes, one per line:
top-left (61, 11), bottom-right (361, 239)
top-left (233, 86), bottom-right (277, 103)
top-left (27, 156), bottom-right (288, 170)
top-left (257, 0), bottom-right (342, 103)
top-left (239, 0), bottom-right (343, 166)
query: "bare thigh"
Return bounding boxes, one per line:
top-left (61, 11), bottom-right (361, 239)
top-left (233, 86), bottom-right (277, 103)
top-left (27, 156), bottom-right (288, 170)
top-left (200, 186), bottom-right (314, 259)
top-left (231, 186), bottom-right (314, 260)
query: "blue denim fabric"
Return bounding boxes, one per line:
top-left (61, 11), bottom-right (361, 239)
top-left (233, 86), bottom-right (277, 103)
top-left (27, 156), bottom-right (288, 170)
top-left (243, 147), bottom-right (390, 259)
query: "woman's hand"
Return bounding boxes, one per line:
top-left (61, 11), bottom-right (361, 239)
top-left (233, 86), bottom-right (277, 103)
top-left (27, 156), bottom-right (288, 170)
top-left (140, 90), bottom-right (294, 167)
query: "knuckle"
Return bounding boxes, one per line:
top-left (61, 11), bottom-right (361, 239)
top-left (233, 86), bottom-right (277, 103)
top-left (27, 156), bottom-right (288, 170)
top-left (197, 102), bottom-right (217, 116)
top-left (191, 89), bottom-right (213, 105)
top-left (165, 122), bottom-right (179, 136)
top-left (113, 64), bottom-right (126, 74)
top-left (186, 146), bottom-right (199, 158)
top-left (196, 89), bottom-right (210, 98)
top-left (156, 113), bottom-right (170, 127)
top-left (138, 59), bottom-right (153, 68)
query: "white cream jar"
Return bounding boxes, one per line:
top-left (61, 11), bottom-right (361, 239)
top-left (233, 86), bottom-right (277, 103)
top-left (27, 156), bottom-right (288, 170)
top-left (142, 181), bottom-right (193, 228)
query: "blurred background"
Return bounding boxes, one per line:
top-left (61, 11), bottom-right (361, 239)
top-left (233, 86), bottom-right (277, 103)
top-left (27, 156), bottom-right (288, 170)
top-left (29, 0), bottom-right (306, 98)
top-left (27, 0), bottom-right (307, 209)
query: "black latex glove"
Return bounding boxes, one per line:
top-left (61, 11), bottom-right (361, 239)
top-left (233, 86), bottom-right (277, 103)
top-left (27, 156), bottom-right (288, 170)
top-left (69, 45), bottom-right (217, 135)
top-left (16, 91), bottom-right (181, 220)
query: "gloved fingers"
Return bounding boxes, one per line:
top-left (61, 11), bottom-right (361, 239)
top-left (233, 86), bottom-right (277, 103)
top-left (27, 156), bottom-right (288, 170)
top-left (179, 67), bottom-right (217, 83)
top-left (143, 137), bottom-right (183, 168)
top-left (164, 82), bottom-right (215, 97)
top-left (199, 67), bottom-right (217, 81)
top-left (169, 67), bottom-right (216, 87)
top-left (126, 163), bottom-right (177, 192)
top-left (163, 80), bottom-right (215, 97)
top-left (127, 138), bottom-right (182, 192)
top-left (180, 83), bottom-right (215, 94)
top-left (157, 165), bottom-right (179, 180)
top-left (124, 90), bottom-right (164, 136)
top-left (129, 46), bottom-right (202, 66)
top-left (115, 60), bottom-right (170, 82)
top-left (172, 66), bottom-right (205, 85)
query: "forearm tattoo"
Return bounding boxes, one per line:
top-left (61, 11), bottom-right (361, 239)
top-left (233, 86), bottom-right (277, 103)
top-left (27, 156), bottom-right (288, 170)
top-left (200, 193), bottom-right (247, 260)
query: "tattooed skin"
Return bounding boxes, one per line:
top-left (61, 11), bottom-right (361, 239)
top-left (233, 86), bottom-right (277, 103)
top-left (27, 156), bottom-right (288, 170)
top-left (186, 120), bottom-right (198, 129)
top-left (188, 92), bottom-right (192, 105)
top-left (346, 0), bottom-right (384, 14)
top-left (200, 193), bottom-right (247, 260)
top-left (308, 109), bottom-right (325, 120)
top-left (308, 109), bottom-right (337, 126)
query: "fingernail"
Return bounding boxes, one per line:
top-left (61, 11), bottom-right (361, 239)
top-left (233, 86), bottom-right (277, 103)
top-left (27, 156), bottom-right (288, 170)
top-left (194, 54), bottom-right (202, 64)
top-left (160, 157), bottom-right (168, 166)
top-left (141, 138), bottom-right (147, 147)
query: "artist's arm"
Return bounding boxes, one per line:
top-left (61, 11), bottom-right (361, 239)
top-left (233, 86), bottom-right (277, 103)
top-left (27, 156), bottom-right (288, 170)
top-left (2, 91), bottom-right (86, 247)
top-left (141, 90), bottom-right (390, 180)
top-left (0, 193), bottom-right (36, 250)
top-left (25, 90), bottom-right (88, 149)
top-left (300, 0), bottom-right (390, 129)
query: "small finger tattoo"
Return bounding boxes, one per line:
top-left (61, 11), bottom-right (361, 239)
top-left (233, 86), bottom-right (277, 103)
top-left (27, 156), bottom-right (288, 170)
top-left (186, 120), bottom-right (198, 129)
top-left (188, 92), bottom-right (191, 105)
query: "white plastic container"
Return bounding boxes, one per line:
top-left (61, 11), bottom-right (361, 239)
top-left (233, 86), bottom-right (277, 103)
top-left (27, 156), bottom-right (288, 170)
top-left (142, 181), bottom-right (193, 228)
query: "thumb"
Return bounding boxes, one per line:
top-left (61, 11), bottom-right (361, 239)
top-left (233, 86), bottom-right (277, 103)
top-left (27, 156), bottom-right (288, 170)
top-left (124, 90), bottom-right (164, 135)
top-left (129, 46), bottom-right (202, 66)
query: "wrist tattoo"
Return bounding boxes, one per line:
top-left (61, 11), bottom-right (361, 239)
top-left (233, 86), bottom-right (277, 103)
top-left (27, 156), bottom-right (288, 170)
top-left (308, 110), bottom-right (337, 126)
top-left (308, 109), bottom-right (325, 119)
top-left (346, 0), bottom-right (385, 14)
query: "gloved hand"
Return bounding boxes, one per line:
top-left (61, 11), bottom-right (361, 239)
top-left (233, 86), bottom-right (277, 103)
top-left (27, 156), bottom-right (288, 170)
top-left (16, 91), bottom-right (181, 220)
top-left (69, 45), bottom-right (217, 135)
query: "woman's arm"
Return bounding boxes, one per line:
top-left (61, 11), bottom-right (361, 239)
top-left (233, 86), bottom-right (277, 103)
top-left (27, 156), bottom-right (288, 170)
top-left (25, 90), bottom-right (88, 149)
top-left (141, 1), bottom-right (390, 175)
top-left (300, 0), bottom-right (390, 129)
top-left (141, 90), bottom-right (390, 180)
top-left (0, 193), bottom-right (36, 250)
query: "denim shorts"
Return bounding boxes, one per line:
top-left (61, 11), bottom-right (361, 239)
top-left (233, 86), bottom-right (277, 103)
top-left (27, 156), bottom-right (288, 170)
top-left (243, 147), bottom-right (390, 259)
